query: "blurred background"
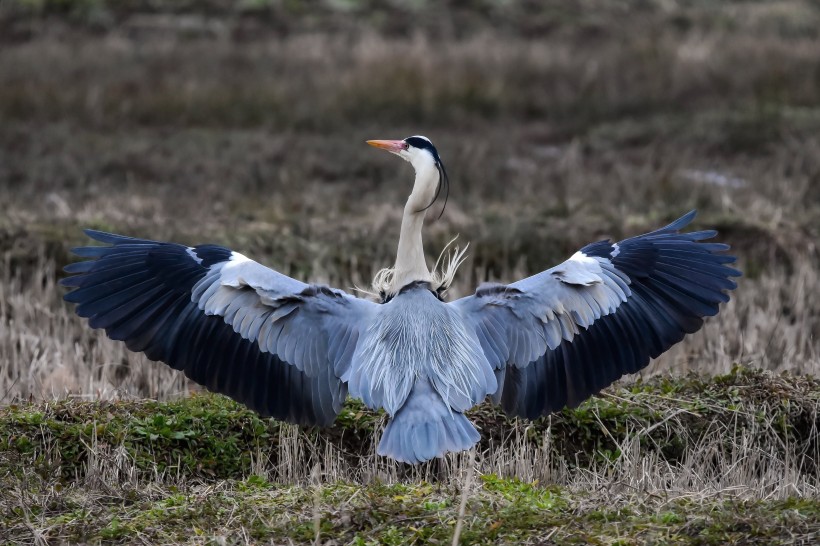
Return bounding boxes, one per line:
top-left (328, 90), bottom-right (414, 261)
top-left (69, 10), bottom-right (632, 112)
top-left (1, 0), bottom-right (819, 402)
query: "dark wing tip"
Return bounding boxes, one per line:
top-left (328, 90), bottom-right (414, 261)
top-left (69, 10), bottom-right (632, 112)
top-left (82, 229), bottom-right (138, 244)
top-left (59, 277), bottom-right (80, 289)
top-left (664, 209), bottom-right (697, 231)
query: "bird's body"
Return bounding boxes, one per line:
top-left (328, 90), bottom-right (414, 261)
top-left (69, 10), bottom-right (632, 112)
top-left (62, 135), bottom-right (740, 464)
top-left (350, 282), bottom-right (492, 461)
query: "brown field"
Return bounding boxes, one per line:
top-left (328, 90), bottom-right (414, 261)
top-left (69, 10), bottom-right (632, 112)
top-left (1, 1), bottom-right (820, 544)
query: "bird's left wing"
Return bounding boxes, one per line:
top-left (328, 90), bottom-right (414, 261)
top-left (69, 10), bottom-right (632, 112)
top-left (450, 211), bottom-right (740, 418)
top-left (61, 230), bottom-right (376, 426)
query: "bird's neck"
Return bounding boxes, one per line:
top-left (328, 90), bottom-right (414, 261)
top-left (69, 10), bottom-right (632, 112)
top-left (392, 163), bottom-right (439, 290)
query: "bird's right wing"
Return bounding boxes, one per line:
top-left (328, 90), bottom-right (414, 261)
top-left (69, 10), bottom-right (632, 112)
top-left (61, 230), bottom-right (377, 426)
top-left (450, 211), bottom-right (740, 418)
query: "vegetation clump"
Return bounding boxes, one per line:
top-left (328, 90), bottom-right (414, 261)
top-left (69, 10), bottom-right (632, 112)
top-left (2, 368), bottom-right (817, 485)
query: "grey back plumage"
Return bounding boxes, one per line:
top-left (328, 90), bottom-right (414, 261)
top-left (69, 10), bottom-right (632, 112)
top-left (347, 282), bottom-right (496, 414)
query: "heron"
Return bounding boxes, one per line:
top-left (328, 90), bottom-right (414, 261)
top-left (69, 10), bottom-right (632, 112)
top-left (61, 135), bottom-right (740, 464)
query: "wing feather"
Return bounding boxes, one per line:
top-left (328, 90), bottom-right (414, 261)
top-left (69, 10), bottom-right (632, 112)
top-left (452, 211), bottom-right (740, 418)
top-left (62, 231), bottom-right (376, 426)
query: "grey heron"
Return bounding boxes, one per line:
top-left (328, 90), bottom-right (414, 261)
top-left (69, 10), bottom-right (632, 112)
top-left (61, 135), bottom-right (740, 464)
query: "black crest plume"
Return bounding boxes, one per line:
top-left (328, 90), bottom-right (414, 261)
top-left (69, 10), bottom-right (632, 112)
top-left (404, 136), bottom-right (449, 220)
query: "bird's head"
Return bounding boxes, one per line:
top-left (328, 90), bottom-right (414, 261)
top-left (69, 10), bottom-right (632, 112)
top-left (367, 135), bottom-right (449, 218)
top-left (367, 135), bottom-right (441, 169)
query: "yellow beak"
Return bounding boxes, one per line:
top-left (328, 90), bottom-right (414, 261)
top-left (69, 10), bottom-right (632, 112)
top-left (366, 140), bottom-right (407, 154)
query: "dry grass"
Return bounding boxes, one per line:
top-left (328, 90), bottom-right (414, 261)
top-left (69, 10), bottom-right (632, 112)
top-left (2, 248), bottom-right (819, 404)
top-left (2, 372), bottom-right (819, 543)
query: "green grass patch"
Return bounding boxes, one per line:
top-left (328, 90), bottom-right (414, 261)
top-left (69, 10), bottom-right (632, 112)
top-left (2, 367), bottom-right (817, 482)
top-left (3, 472), bottom-right (819, 544)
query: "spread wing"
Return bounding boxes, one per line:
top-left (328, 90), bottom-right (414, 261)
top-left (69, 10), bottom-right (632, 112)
top-left (61, 230), bottom-right (376, 426)
top-left (450, 211), bottom-right (741, 418)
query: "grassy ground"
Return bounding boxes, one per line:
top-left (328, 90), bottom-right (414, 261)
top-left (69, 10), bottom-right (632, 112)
top-left (3, 368), bottom-right (817, 481)
top-left (5, 477), bottom-right (820, 544)
top-left (2, 1), bottom-right (820, 544)
top-left (3, 370), bottom-right (819, 544)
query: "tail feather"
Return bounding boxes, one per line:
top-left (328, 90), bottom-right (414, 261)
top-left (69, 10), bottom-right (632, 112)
top-left (378, 379), bottom-right (479, 464)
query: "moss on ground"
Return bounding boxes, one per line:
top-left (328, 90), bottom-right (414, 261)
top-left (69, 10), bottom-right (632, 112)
top-left (3, 472), bottom-right (819, 544)
top-left (1, 367), bottom-right (818, 483)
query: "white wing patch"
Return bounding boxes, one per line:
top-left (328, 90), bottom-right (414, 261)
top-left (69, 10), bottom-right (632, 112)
top-left (186, 248), bottom-right (203, 264)
top-left (216, 252), bottom-right (307, 295)
top-left (551, 251), bottom-right (604, 286)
